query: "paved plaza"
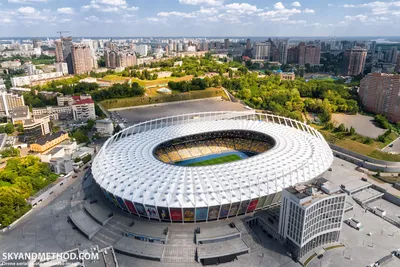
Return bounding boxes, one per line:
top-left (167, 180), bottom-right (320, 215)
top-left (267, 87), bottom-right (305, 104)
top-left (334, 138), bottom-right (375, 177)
top-left (116, 98), bottom-right (248, 125)
top-left (332, 113), bottom-right (386, 138)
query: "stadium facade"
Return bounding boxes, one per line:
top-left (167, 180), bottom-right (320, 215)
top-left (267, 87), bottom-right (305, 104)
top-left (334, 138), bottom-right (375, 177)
top-left (92, 111), bottom-right (333, 223)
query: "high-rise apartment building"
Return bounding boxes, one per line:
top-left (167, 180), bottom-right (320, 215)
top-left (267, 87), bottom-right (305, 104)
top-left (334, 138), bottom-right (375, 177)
top-left (246, 39), bottom-right (251, 50)
top-left (278, 179), bottom-right (346, 260)
top-left (33, 39), bottom-right (43, 49)
top-left (0, 91), bottom-right (25, 116)
top-left (304, 44), bottom-right (321, 65)
top-left (386, 46), bottom-right (398, 64)
top-left (62, 37), bottom-right (74, 74)
top-left (55, 40), bottom-right (64, 63)
top-left (254, 42), bottom-right (271, 60)
top-left (298, 42), bottom-right (306, 65)
top-left (359, 73), bottom-right (400, 122)
top-left (71, 44), bottom-right (93, 75)
top-left (278, 40), bottom-right (289, 64)
top-left (104, 49), bottom-right (137, 69)
top-left (224, 38), bottom-right (230, 49)
top-left (342, 47), bottom-right (367, 76)
top-left (136, 45), bottom-right (148, 56)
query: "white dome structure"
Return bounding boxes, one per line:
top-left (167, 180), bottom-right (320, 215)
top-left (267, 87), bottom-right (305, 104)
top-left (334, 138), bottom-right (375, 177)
top-left (92, 111), bottom-right (333, 222)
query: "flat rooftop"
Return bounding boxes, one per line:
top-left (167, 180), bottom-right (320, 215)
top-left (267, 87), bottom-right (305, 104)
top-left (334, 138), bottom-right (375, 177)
top-left (287, 179), bottom-right (344, 206)
top-left (341, 179), bottom-right (371, 193)
top-left (196, 225), bottom-right (240, 240)
top-left (352, 188), bottom-right (384, 204)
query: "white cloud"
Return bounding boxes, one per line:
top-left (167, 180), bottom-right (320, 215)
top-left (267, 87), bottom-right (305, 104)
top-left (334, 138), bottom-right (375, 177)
top-left (147, 17), bottom-right (160, 22)
top-left (303, 8), bottom-right (315, 14)
top-left (274, 2), bottom-right (285, 10)
top-left (104, 19), bottom-right (113, 24)
top-left (8, 0), bottom-right (48, 3)
top-left (85, 15), bottom-right (100, 22)
top-left (158, 11), bottom-right (196, 18)
top-left (81, 1), bottom-right (138, 13)
top-left (224, 3), bottom-right (260, 15)
top-left (343, 4), bottom-right (356, 8)
top-left (345, 14), bottom-right (368, 22)
top-left (291, 2), bottom-right (301, 7)
top-left (18, 6), bottom-right (36, 14)
top-left (57, 7), bottom-right (74, 15)
top-left (179, 0), bottom-right (224, 6)
top-left (283, 19), bottom-right (306, 24)
top-left (259, 8), bottom-right (301, 21)
top-left (199, 6), bottom-right (219, 15)
top-left (92, 0), bottom-right (127, 6)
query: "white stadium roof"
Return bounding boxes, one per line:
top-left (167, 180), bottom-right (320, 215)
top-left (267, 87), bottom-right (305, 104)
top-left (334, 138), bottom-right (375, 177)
top-left (92, 112), bottom-right (333, 213)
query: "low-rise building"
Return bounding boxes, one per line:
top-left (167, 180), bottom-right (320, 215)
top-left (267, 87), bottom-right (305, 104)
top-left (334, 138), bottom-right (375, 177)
top-left (30, 131), bottom-right (69, 152)
top-left (0, 91), bottom-right (25, 117)
top-left (55, 62), bottom-right (68, 75)
top-left (11, 106), bottom-right (30, 124)
top-left (23, 115), bottom-right (51, 144)
top-left (96, 119), bottom-right (114, 136)
top-left (279, 72), bottom-right (295, 81)
top-left (39, 146), bottom-right (65, 163)
top-left (72, 96), bottom-right (96, 121)
top-left (0, 78), bottom-right (6, 90)
top-left (50, 156), bottom-right (74, 174)
top-left (11, 72), bottom-right (63, 87)
top-left (32, 106), bottom-right (72, 120)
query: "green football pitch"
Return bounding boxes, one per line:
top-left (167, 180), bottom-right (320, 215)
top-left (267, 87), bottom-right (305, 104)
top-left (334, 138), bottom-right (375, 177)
top-left (186, 154), bottom-right (242, 167)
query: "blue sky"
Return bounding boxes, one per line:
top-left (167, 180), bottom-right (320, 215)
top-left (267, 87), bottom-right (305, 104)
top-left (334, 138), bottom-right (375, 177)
top-left (0, 0), bottom-right (400, 37)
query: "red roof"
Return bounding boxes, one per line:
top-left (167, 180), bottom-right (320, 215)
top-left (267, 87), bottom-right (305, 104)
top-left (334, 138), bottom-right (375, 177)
top-left (72, 96), bottom-right (81, 100)
top-left (73, 98), bottom-right (94, 105)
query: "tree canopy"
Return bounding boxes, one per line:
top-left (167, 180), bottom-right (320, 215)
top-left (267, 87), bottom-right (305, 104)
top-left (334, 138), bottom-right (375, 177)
top-left (0, 156), bottom-right (58, 226)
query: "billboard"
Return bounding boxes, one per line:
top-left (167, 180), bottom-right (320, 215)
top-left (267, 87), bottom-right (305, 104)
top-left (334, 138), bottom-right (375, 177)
top-left (184, 208), bottom-right (195, 221)
top-left (238, 200), bottom-right (250, 215)
top-left (109, 193), bottom-right (121, 208)
top-left (115, 196), bottom-right (128, 211)
top-left (134, 203), bottom-right (147, 217)
top-left (247, 199), bottom-right (259, 213)
top-left (195, 208), bottom-right (208, 221)
top-left (229, 202), bottom-right (240, 217)
top-left (208, 205), bottom-right (220, 220)
top-left (170, 208), bottom-right (183, 221)
top-left (219, 204), bottom-right (230, 219)
top-left (124, 200), bottom-right (137, 214)
top-left (157, 207), bottom-right (170, 221)
top-left (145, 205), bottom-right (159, 219)
top-left (101, 189), bottom-right (113, 203)
top-left (256, 196), bottom-right (267, 210)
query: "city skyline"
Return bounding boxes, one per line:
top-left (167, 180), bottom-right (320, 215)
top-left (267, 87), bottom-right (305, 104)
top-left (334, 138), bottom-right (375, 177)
top-left (2, 0), bottom-right (400, 37)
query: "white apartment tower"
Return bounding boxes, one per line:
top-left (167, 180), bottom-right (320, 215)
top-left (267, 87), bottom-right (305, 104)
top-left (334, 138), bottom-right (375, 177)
top-left (254, 42), bottom-right (271, 60)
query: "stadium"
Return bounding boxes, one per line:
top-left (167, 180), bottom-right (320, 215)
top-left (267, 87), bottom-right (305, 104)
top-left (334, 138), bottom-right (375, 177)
top-left (92, 111), bottom-right (333, 223)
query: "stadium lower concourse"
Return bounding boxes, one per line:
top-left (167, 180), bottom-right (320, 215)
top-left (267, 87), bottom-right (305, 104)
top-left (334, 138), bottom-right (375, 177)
top-left (92, 111), bottom-right (333, 223)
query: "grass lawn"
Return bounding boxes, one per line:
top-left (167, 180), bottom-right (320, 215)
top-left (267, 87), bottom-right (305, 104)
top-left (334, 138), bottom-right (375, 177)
top-left (184, 154), bottom-right (242, 166)
top-left (131, 75), bottom-right (193, 87)
top-left (101, 75), bottom-right (128, 83)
